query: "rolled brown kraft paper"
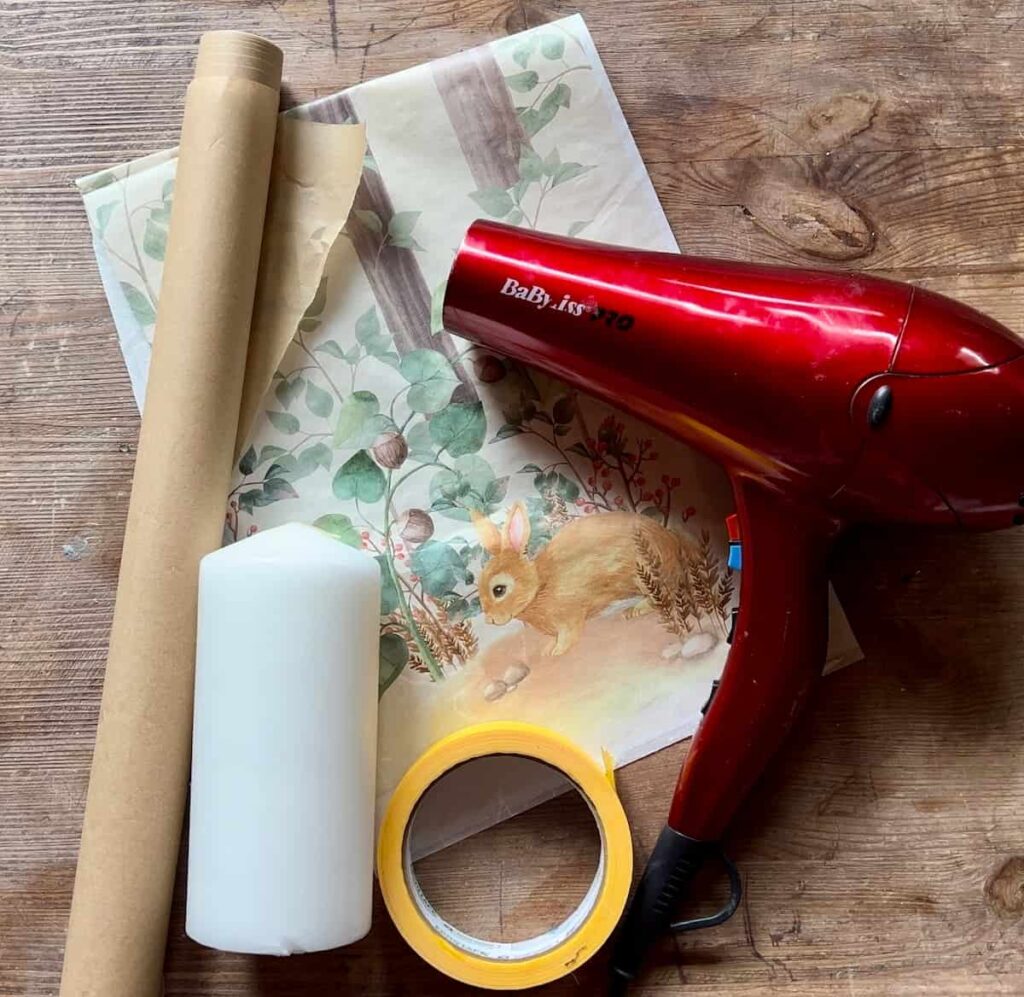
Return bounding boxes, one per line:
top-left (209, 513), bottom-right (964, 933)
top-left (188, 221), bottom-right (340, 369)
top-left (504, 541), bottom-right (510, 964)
top-left (61, 32), bottom-right (283, 997)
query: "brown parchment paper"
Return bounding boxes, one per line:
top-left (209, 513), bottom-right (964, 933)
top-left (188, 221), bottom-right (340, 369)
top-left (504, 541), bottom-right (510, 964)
top-left (61, 32), bottom-right (364, 997)
top-left (237, 115), bottom-right (365, 453)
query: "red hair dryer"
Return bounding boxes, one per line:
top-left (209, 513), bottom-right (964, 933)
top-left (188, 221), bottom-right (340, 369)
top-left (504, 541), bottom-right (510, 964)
top-left (443, 220), bottom-right (1024, 991)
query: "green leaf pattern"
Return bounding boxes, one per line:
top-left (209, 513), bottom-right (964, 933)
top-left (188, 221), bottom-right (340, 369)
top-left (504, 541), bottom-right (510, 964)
top-left (469, 135), bottom-right (593, 238)
top-left (83, 161), bottom-right (176, 338)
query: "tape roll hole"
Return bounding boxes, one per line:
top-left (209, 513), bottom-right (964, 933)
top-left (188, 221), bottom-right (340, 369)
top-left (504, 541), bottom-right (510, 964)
top-left (404, 755), bottom-right (604, 960)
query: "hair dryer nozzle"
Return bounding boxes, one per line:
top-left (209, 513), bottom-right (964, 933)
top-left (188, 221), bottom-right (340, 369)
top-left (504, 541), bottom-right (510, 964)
top-left (445, 220), bottom-right (768, 467)
top-left (444, 219), bottom-right (666, 415)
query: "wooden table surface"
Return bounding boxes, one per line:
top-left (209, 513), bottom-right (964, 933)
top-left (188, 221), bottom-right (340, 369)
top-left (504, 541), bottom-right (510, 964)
top-left (2, 1), bottom-right (1023, 994)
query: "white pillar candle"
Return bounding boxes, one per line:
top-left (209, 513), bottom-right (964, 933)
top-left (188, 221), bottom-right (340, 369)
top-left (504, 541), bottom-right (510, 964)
top-left (186, 522), bottom-right (380, 955)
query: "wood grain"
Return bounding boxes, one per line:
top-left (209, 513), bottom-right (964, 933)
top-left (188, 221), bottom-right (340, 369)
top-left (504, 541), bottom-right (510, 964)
top-left (2, 1), bottom-right (1024, 995)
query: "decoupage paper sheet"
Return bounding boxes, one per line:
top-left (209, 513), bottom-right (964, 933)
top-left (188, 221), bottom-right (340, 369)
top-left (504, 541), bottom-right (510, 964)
top-left (79, 15), bottom-right (861, 841)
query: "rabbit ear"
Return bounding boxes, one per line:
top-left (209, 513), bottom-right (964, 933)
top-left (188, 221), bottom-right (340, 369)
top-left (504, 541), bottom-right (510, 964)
top-left (471, 508), bottom-right (502, 555)
top-left (502, 502), bottom-right (531, 554)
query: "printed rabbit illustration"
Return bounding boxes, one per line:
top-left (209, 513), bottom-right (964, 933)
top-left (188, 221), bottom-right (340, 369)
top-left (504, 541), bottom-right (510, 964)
top-left (473, 502), bottom-right (692, 656)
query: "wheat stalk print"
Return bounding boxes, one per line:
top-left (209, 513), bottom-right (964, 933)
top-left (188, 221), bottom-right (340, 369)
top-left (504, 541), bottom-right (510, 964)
top-left (714, 559), bottom-right (735, 627)
top-left (632, 525), bottom-right (729, 640)
top-left (690, 530), bottom-right (734, 636)
top-left (382, 607), bottom-right (479, 677)
top-left (674, 578), bottom-right (699, 635)
top-left (633, 527), bottom-right (677, 631)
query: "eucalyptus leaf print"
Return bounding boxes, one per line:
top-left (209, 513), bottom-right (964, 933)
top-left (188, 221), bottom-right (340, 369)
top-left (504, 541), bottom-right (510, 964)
top-left (95, 202), bottom-right (117, 236)
top-left (500, 23), bottom-right (592, 140)
top-left (120, 283), bottom-right (156, 326)
top-left (468, 145), bottom-right (594, 231)
top-left (312, 513), bottom-right (362, 547)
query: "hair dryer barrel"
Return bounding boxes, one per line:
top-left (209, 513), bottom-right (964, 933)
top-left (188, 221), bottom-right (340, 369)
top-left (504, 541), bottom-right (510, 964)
top-left (443, 222), bottom-right (694, 434)
top-left (443, 220), bottom-right (913, 494)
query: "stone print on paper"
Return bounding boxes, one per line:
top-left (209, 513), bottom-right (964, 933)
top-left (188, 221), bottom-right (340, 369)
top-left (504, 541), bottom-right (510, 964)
top-left (225, 20), bottom-right (734, 707)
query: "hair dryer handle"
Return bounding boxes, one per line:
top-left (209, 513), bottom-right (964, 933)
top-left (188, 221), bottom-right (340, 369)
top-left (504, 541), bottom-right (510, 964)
top-left (609, 479), bottom-right (835, 991)
top-left (669, 475), bottom-right (835, 839)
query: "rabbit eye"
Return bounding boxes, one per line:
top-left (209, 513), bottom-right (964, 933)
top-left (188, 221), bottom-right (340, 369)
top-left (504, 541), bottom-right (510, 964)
top-left (492, 584), bottom-right (507, 598)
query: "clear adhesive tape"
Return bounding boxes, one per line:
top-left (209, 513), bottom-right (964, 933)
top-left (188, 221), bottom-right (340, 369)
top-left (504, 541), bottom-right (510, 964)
top-left (377, 721), bottom-right (633, 990)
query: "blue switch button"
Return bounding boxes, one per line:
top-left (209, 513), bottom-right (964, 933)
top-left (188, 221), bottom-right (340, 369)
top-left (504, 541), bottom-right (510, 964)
top-left (727, 542), bottom-right (742, 571)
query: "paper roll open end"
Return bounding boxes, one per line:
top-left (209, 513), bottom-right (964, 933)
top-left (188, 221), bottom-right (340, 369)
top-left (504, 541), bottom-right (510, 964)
top-left (195, 31), bottom-right (283, 89)
top-left (378, 723), bottom-right (633, 990)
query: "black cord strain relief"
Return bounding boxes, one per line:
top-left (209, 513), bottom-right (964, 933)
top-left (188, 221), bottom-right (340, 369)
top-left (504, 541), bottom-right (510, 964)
top-left (607, 826), bottom-right (713, 988)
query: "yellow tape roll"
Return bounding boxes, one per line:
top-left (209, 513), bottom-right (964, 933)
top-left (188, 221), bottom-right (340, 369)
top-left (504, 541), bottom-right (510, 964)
top-left (378, 722), bottom-right (633, 990)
